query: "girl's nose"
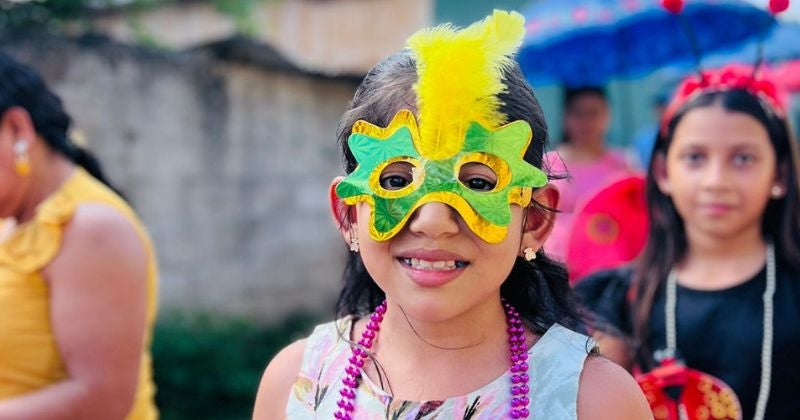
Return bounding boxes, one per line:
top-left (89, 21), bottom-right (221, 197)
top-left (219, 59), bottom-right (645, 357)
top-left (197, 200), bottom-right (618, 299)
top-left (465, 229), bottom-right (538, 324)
top-left (407, 201), bottom-right (460, 239)
top-left (701, 159), bottom-right (730, 191)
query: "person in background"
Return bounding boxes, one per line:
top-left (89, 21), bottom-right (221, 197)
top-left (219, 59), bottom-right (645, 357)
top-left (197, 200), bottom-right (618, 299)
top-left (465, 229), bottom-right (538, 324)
top-left (545, 86), bottom-right (638, 271)
top-left (0, 51), bottom-right (158, 419)
top-left (576, 65), bottom-right (800, 419)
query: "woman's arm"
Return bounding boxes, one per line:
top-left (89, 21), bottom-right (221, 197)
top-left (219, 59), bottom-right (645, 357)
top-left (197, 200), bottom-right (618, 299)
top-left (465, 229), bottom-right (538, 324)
top-left (578, 356), bottom-right (653, 420)
top-left (252, 339), bottom-right (306, 420)
top-left (0, 204), bottom-right (149, 420)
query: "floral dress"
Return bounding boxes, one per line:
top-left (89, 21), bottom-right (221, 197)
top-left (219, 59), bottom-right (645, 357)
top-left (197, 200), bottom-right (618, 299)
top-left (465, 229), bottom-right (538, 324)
top-left (285, 317), bottom-right (595, 419)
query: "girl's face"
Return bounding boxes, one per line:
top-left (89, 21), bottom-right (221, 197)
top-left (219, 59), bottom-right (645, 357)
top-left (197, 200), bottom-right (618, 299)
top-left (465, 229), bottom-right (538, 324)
top-left (332, 161), bottom-right (556, 323)
top-left (563, 94), bottom-right (610, 146)
top-left (656, 105), bottom-right (781, 241)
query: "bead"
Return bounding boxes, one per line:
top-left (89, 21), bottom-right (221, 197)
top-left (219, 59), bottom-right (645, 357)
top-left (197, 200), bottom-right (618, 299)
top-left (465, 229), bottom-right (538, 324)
top-left (342, 376), bottom-right (357, 388)
top-left (348, 356), bottom-right (365, 368)
top-left (333, 300), bottom-right (534, 419)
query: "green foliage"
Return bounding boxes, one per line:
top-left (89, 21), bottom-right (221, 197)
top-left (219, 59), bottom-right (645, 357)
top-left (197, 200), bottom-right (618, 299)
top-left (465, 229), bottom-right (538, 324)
top-left (152, 311), bottom-right (322, 420)
top-left (212, 0), bottom-right (263, 36)
top-left (0, 0), bottom-right (271, 36)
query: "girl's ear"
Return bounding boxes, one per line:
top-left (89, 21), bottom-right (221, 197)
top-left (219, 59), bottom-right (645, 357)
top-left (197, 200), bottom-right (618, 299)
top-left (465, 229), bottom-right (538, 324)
top-left (772, 162), bottom-right (790, 199)
top-left (520, 184), bottom-right (559, 256)
top-left (329, 177), bottom-right (357, 243)
top-left (653, 152), bottom-right (671, 196)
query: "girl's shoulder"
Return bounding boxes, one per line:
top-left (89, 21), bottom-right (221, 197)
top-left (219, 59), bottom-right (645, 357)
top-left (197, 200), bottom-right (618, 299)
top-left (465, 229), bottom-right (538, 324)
top-left (254, 338), bottom-right (308, 419)
top-left (578, 356), bottom-right (654, 419)
top-left (254, 318), bottom-right (351, 419)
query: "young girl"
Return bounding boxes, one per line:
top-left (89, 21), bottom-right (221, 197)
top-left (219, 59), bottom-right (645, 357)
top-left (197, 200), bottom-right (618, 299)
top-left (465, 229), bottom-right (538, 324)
top-left (253, 11), bottom-right (650, 420)
top-left (575, 65), bottom-right (800, 419)
top-left (0, 52), bottom-right (158, 418)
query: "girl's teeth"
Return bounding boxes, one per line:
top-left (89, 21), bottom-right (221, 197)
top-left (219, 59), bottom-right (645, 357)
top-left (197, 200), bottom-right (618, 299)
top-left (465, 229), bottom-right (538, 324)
top-left (402, 258), bottom-right (462, 271)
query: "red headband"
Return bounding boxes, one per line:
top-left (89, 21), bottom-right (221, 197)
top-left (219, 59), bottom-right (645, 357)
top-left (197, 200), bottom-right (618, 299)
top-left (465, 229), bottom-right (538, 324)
top-left (660, 64), bottom-right (789, 135)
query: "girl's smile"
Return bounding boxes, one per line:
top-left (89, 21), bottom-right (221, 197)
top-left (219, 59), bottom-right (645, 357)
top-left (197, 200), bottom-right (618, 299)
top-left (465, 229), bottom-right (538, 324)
top-left (396, 248), bottom-right (469, 288)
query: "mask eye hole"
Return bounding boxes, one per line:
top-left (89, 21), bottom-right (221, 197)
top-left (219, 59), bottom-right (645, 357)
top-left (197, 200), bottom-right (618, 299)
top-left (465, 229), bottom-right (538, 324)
top-left (459, 162), bottom-right (497, 192)
top-left (379, 161), bottom-right (415, 191)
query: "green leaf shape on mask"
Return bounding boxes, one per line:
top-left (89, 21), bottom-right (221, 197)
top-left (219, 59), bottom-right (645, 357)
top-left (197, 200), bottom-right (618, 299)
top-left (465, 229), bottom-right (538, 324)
top-left (336, 112), bottom-right (547, 243)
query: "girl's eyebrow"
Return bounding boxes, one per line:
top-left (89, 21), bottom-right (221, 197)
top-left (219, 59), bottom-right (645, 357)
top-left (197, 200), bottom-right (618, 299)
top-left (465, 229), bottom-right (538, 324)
top-left (676, 140), bottom-right (762, 149)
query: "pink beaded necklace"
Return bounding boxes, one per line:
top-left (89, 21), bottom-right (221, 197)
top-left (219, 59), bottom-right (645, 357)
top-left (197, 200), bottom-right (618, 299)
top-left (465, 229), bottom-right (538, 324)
top-left (334, 300), bottom-right (531, 419)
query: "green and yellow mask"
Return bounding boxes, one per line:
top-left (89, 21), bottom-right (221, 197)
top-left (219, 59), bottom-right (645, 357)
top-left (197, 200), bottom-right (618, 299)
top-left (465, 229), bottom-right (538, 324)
top-left (336, 10), bottom-right (547, 244)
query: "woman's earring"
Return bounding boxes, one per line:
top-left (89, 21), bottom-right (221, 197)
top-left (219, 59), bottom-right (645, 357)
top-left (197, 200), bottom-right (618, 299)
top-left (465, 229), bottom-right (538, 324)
top-left (348, 231), bottom-right (360, 253)
top-left (13, 141), bottom-right (31, 177)
top-left (771, 185), bottom-right (784, 198)
top-left (523, 247), bottom-right (536, 261)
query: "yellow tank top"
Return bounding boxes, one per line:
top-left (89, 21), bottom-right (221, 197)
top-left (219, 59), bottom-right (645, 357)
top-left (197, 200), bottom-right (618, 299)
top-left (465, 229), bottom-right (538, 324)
top-left (0, 168), bottom-right (158, 419)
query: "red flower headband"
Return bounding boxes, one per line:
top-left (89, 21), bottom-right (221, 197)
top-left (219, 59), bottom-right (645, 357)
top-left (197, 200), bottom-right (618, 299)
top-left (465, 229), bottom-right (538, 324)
top-left (660, 64), bottom-right (789, 135)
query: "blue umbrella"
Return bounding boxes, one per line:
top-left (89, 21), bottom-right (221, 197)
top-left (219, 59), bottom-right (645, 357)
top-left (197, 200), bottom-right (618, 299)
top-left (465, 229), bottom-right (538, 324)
top-left (702, 22), bottom-right (800, 68)
top-left (518, 0), bottom-right (775, 86)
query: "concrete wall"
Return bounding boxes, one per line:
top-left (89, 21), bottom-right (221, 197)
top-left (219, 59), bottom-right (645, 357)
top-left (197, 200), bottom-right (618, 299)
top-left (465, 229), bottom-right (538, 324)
top-left (3, 34), bottom-right (359, 321)
top-left (90, 0), bottom-right (434, 76)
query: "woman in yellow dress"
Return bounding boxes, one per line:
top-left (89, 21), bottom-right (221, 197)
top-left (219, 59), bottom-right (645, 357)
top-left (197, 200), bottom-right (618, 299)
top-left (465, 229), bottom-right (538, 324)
top-left (0, 52), bottom-right (158, 419)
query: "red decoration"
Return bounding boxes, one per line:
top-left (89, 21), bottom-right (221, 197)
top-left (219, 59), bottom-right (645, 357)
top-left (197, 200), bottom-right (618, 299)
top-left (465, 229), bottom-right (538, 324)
top-left (637, 359), bottom-right (742, 420)
top-left (567, 176), bottom-right (648, 284)
top-left (661, 0), bottom-right (685, 14)
top-left (661, 64), bottom-right (789, 134)
top-left (769, 0), bottom-right (790, 14)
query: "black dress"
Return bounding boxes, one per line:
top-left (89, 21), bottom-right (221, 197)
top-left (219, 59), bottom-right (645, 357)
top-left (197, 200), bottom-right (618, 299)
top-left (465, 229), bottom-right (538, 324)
top-left (575, 265), bottom-right (800, 420)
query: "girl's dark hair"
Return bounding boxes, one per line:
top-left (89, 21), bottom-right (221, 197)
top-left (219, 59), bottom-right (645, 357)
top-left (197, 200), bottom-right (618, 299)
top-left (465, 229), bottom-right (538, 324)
top-left (560, 86), bottom-right (607, 144)
top-left (334, 51), bottom-right (585, 335)
top-left (0, 51), bottom-right (115, 189)
top-left (632, 89), bottom-right (800, 368)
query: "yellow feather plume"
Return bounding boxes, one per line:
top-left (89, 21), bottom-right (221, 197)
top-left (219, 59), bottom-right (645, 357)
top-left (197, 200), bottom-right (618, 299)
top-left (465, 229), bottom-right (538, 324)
top-left (407, 10), bottom-right (525, 160)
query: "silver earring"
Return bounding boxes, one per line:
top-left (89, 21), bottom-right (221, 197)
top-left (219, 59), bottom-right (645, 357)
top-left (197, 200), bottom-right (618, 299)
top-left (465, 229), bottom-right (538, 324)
top-left (523, 247), bottom-right (536, 261)
top-left (348, 232), bottom-right (359, 253)
top-left (771, 185), bottom-right (784, 198)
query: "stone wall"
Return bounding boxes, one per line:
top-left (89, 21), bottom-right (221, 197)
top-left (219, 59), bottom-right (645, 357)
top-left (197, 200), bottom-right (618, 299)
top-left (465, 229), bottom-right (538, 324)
top-left (3, 34), bottom-right (359, 321)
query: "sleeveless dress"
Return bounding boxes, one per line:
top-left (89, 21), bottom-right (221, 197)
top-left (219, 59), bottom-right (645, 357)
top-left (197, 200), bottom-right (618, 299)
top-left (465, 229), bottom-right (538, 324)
top-left (0, 167), bottom-right (159, 419)
top-left (286, 317), bottom-right (595, 419)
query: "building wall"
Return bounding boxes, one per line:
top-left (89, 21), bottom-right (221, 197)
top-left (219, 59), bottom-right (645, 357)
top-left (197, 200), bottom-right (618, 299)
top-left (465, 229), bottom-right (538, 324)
top-left (3, 34), bottom-right (358, 321)
top-left (91, 0), bottom-right (434, 76)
